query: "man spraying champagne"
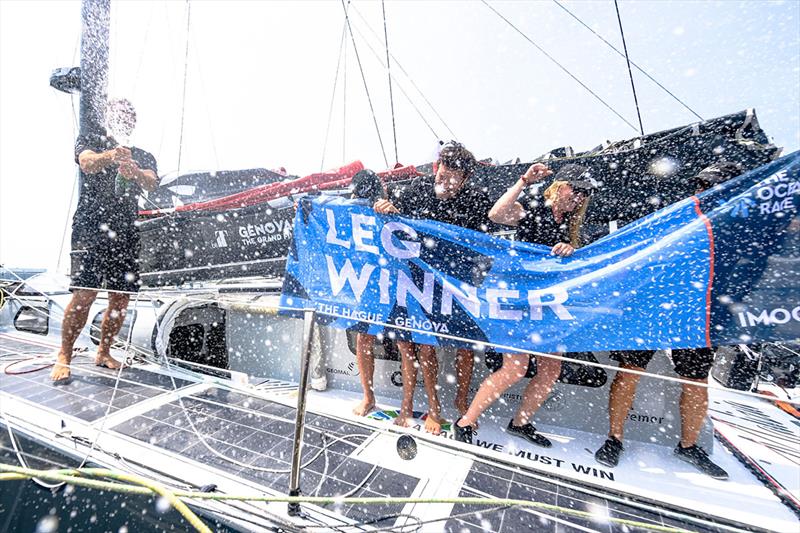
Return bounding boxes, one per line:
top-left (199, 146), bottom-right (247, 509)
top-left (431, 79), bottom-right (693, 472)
top-left (51, 98), bottom-right (159, 382)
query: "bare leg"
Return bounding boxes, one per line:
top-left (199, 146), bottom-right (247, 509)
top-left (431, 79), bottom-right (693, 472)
top-left (394, 340), bottom-right (418, 428)
top-left (454, 348), bottom-right (474, 417)
top-left (679, 378), bottom-right (708, 447)
top-left (353, 333), bottom-right (377, 416)
top-left (95, 292), bottom-right (130, 369)
top-left (417, 345), bottom-right (443, 435)
top-left (512, 354), bottom-right (562, 426)
top-left (51, 289), bottom-right (98, 381)
top-left (457, 353), bottom-right (529, 428)
top-left (606, 364), bottom-right (643, 440)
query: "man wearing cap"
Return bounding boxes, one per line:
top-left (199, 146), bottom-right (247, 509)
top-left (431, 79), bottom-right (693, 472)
top-left (454, 163), bottom-right (602, 446)
top-left (374, 142), bottom-right (496, 432)
top-left (593, 162), bottom-right (744, 480)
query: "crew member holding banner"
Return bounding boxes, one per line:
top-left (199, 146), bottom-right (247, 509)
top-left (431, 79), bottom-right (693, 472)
top-left (454, 163), bottom-right (601, 446)
top-left (594, 162), bottom-right (745, 480)
top-left (374, 142), bottom-right (495, 430)
top-left (349, 170), bottom-right (422, 428)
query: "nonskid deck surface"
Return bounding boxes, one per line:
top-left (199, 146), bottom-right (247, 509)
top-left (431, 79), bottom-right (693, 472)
top-left (306, 388), bottom-right (800, 532)
top-left (0, 332), bottom-right (795, 532)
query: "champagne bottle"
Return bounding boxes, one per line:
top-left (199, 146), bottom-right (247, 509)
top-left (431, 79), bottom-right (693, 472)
top-left (115, 171), bottom-right (129, 196)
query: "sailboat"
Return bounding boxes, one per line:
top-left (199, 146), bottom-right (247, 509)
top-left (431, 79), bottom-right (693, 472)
top-left (1, 0), bottom-right (798, 531)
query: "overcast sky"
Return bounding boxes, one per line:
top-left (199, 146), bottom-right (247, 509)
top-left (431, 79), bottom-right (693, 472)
top-left (1, 0), bottom-right (798, 271)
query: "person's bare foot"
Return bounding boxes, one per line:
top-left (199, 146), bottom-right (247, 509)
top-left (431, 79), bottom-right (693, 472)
top-left (50, 353), bottom-right (72, 382)
top-left (352, 396), bottom-right (376, 416)
top-left (393, 415), bottom-right (415, 428)
top-left (394, 402), bottom-right (416, 428)
top-left (424, 413), bottom-right (444, 435)
top-left (95, 353), bottom-right (123, 370)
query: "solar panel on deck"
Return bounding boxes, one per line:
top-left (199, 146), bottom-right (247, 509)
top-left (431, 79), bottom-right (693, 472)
top-left (0, 364), bottom-right (191, 422)
top-left (446, 462), bottom-right (727, 533)
top-left (111, 386), bottom-right (420, 523)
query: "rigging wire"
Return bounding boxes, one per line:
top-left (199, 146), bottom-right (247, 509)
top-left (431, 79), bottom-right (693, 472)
top-left (340, 0), bottom-right (390, 168)
top-left (130, 0), bottom-right (156, 101)
top-left (0, 284), bottom-right (788, 524)
top-left (0, 344), bottom-right (754, 533)
top-left (480, 0), bottom-right (640, 133)
top-left (0, 265), bottom-right (792, 407)
top-left (551, 0), bottom-right (704, 121)
top-left (157, 0), bottom-right (180, 160)
top-left (56, 34), bottom-right (83, 275)
top-left (613, 0), bottom-right (645, 136)
top-left (349, 4), bottom-right (456, 140)
top-left (321, 22), bottom-right (348, 171)
top-left (0, 278), bottom-right (792, 528)
top-left (0, 465), bottom-right (702, 533)
top-left (175, 0), bottom-right (192, 176)
top-left (343, 19), bottom-right (348, 164)
top-left (348, 16), bottom-right (441, 141)
top-left (0, 294), bottom-right (135, 491)
top-left (381, 0), bottom-right (399, 164)
top-left (188, 20), bottom-right (220, 172)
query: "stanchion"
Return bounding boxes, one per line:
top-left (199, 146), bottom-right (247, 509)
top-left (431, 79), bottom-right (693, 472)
top-left (288, 309), bottom-right (316, 517)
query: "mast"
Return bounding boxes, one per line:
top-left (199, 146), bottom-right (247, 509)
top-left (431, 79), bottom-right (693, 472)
top-left (78, 0), bottom-right (111, 139)
top-left (50, 0), bottom-right (110, 193)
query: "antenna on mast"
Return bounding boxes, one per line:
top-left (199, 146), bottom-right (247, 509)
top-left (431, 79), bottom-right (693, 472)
top-left (382, 0), bottom-right (399, 165)
top-left (613, 0), bottom-right (645, 136)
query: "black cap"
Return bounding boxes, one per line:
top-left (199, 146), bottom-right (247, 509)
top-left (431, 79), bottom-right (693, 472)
top-left (554, 164), bottom-right (596, 192)
top-left (438, 141), bottom-right (477, 173)
top-left (351, 169), bottom-right (385, 203)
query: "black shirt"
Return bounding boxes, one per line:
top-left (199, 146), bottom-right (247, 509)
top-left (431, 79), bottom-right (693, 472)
top-left (391, 175), bottom-right (494, 232)
top-left (515, 188), bottom-right (607, 247)
top-left (72, 132), bottom-right (158, 245)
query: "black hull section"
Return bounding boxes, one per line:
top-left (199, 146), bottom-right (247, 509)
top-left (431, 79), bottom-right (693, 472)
top-left (139, 204), bottom-right (296, 286)
top-left (138, 110), bottom-right (779, 287)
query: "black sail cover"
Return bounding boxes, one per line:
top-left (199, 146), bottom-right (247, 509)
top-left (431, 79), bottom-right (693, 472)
top-left (138, 110), bottom-right (780, 286)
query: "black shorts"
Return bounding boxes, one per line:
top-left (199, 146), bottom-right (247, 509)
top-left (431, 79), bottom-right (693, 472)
top-left (609, 348), bottom-right (714, 380)
top-left (70, 237), bottom-right (140, 293)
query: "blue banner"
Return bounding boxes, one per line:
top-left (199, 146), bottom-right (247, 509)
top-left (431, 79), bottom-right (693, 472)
top-left (281, 152), bottom-right (799, 353)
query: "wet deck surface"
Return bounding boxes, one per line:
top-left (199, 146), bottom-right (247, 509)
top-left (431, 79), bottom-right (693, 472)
top-left (0, 332), bottom-right (748, 531)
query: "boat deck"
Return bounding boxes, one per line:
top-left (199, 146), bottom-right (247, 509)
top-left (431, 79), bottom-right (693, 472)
top-left (1, 331), bottom-right (798, 532)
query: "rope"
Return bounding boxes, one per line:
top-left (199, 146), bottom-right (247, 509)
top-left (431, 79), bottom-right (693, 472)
top-left (0, 286), bottom-right (139, 490)
top-left (382, 0), bottom-right (399, 164)
top-left (0, 464), bottom-right (694, 533)
top-left (175, 0), bottom-right (191, 176)
top-left (0, 275), bottom-right (777, 532)
top-left (551, 0), bottom-right (704, 121)
top-left (0, 465), bottom-right (210, 533)
top-left (480, 0), bottom-right (640, 133)
top-left (3, 349), bottom-right (692, 529)
top-left (613, 0), bottom-right (644, 136)
top-left (321, 22), bottom-right (348, 172)
top-left (1, 318), bottom-right (712, 532)
top-left (340, 0), bottom-right (389, 168)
